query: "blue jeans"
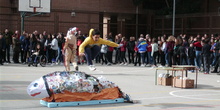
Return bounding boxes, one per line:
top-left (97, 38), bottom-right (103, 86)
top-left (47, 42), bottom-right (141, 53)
top-left (195, 51), bottom-right (202, 68)
top-left (140, 52), bottom-right (146, 64)
top-left (147, 52), bottom-right (152, 64)
top-left (85, 45), bottom-right (100, 65)
top-left (165, 53), bottom-right (168, 65)
top-left (212, 52), bottom-right (219, 66)
top-left (56, 47), bottom-right (63, 63)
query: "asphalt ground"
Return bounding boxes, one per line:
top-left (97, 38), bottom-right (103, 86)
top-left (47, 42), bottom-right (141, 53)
top-left (0, 63), bottom-right (220, 110)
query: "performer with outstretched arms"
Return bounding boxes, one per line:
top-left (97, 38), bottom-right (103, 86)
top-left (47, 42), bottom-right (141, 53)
top-left (79, 28), bottom-right (122, 71)
top-left (63, 27), bottom-right (79, 71)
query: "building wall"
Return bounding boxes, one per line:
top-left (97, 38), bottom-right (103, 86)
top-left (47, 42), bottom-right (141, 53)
top-left (153, 0), bottom-right (220, 36)
top-left (0, 0), bottom-right (219, 37)
top-left (0, 0), bottom-right (138, 36)
top-left (154, 13), bottom-right (220, 36)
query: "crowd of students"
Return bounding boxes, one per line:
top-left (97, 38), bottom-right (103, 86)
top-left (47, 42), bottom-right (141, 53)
top-left (0, 29), bottom-right (85, 66)
top-left (85, 32), bottom-right (220, 74)
top-left (0, 28), bottom-right (220, 74)
top-left (110, 33), bottom-right (220, 75)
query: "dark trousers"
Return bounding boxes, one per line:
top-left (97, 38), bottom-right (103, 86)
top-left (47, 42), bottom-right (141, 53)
top-left (106, 51), bottom-right (113, 63)
top-left (13, 50), bottom-right (20, 63)
top-left (153, 51), bottom-right (158, 66)
top-left (168, 51), bottom-right (173, 67)
top-left (180, 54), bottom-right (188, 65)
top-left (128, 50), bottom-right (134, 64)
top-left (189, 57), bottom-right (195, 66)
top-left (95, 53), bottom-right (100, 63)
top-left (23, 50), bottom-right (29, 63)
top-left (51, 49), bottom-right (57, 63)
top-left (157, 51), bottom-right (161, 63)
top-left (20, 49), bottom-right (25, 63)
top-left (114, 49), bottom-right (120, 63)
top-left (4, 44), bottom-right (10, 62)
top-left (203, 56), bottom-right (210, 73)
top-left (85, 45), bottom-right (100, 65)
top-left (213, 55), bottom-right (220, 72)
top-left (100, 53), bottom-right (108, 64)
top-left (134, 52), bottom-right (141, 66)
top-left (120, 51), bottom-right (127, 63)
top-left (173, 54), bottom-right (180, 65)
top-left (140, 52), bottom-right (146, 64)
top-left (160, 52), bottom-right (166, 66)
top-left (46, 49), bottom-right (53, 63)
top-left (0, 49), bottom-right (3, 64)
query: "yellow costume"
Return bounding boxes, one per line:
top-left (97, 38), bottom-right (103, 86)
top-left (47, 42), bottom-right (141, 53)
top-left (79, 29), bottom-right (120, 71)
top-left (79, 29), bottom-right (119, 54)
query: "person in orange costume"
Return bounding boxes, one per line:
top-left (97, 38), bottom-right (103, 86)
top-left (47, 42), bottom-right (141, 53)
top-left (63, 27), bottom-right (79, 71)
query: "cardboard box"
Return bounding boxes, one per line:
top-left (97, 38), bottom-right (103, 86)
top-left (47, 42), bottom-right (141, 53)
top-left (158, 77), bottom-right (173, 86)
top-left (173, 77), bottom-right (194, 88)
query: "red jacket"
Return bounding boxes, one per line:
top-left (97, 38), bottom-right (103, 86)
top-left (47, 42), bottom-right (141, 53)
top-left (134, 44), bottom-right (138, 52)
top-left (108, 46), bottom-right (114, 52)
top-left (120, 41), bottom-right (127, 51)
top-left (166, 41), bottom-right (175, 52)
top-left (147, 42), bottom-right (152, 52)
top-left (193, 41), bottom-right (202, 48)
top-left (193, 41), bottom-right (202, 51)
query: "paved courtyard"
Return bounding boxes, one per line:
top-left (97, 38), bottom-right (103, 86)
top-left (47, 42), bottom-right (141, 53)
top-left (0, 63), bottom-right (220, 110)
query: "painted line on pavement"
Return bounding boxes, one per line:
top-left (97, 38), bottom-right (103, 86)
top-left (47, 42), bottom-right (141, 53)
top-left (170, 90), bottom-right (220, 100)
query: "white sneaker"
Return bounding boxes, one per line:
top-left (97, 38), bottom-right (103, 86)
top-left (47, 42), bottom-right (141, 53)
top-left (89, 65), bottom-right (96, 71)
top-left (120, 63), bottom-right (124, 65)
top-left (107, 63), bottom-right (111, 66)
top-left (124, 63), bottom-right (128, 65)
top-left (141, 64), bottom-right (145, 67)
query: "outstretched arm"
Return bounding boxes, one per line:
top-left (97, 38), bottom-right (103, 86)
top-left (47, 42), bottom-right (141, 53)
top-left (99, 38), bottom-right (119, 47)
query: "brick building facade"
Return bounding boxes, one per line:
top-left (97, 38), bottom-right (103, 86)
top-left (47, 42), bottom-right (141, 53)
top-left (0, 0), bottom-right (219, 38)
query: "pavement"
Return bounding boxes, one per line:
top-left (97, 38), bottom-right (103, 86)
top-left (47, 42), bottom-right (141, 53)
top-left (0, 63), bottom-right (220, 110)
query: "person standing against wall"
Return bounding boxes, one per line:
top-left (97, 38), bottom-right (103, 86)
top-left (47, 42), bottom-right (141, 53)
top-left (3, 29), bottom-right (12, 63)
top-left (137, 38), bottom-right (148, 67)
top-left (12, 30), bottom-right (21, 63)
top-left (151, 38), bottom-right (159, 67)
top-left (0, 33), bottom-right (6, 65)
top-left (166, 35), bottom-right (175, 67)
top-left (201, 39), bottom-right (211, 74)
top-left (127, 36), bottom-right (135, 64)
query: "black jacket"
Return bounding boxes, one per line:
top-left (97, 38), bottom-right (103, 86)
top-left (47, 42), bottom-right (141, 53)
top-left (178, 46), bottom-right (187, 56)
top-left (127, 41), bottom-right (135, 51)
top-left (214, 41), bottom-right (220, 51)
top-left (202, 44), bottom-right (211, 57)
top-left (0, 37), bottom-right (6, 50)
top-left (188, 47), bottom-right (195, 58)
